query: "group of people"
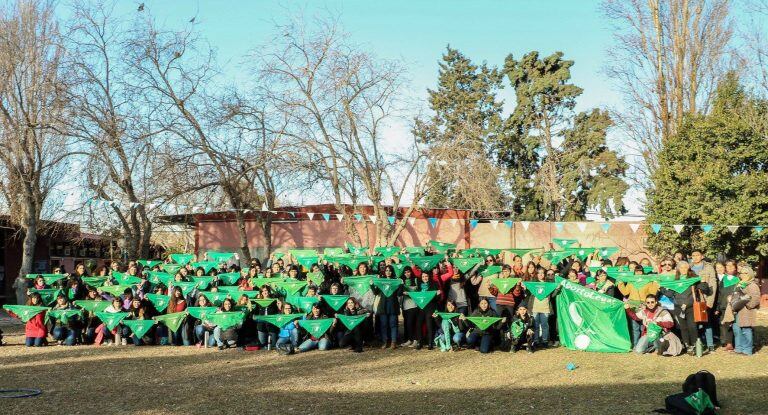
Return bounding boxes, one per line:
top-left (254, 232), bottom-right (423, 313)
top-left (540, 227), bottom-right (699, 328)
top-left (4, 245), bottom-right (762, 357)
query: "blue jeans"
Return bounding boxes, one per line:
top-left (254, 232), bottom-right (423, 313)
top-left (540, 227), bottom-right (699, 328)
top-left (171, 322), bottom-right (189, 346)
top-left (212, 327), bottom-right (233, 347)
top-left (486, 297), bottom-right (497, 313)
top-left (25, 337), bottom-right (44, 347)
top-left (298, 337), bottom-right (330, 352)
top-left (533, 312), bottom-right (550, 345)
top-left (378, 314), bottom-right (398, 343)
top-left (258, 330), bottom-right (277, 348)
top-left (121, 326), bottom-right (144, 346)
top-left (467, 332), bottom-right (492, 353)
top-left (630, 319), bottom-right (642, 347)
top-left (733, 319), bottom-right (753, 355)
top-left (277, 328), bottom-right (299, 348)
top-left (633, 335), bottom-right (660, 354)
top-left (52, 326), bottom-right (79, 346)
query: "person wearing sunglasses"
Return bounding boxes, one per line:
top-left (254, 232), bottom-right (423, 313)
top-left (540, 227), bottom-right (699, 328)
top-left (659, 259), bottom-right (676, 275)
top-left (625, 294), bottom-right (682, 356)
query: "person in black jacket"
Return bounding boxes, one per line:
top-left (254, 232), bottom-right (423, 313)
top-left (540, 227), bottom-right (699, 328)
top-left (464, 297), bottom-right (504, 353)
top-left (337, 297), bottom-right (370, 353)
top-left (659, 262), bottom-right (711, 355)
top-left (413, 270), bottom-right (439, 350)
top-left (255, 285), bottom-right (279, 349)
top-left (508, 304), bottom-right (535, 353)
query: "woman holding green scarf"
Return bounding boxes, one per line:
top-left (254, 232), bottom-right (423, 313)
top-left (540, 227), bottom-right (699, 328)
top-left (51, 293), bottom-right (81, 346)
top-left (732, 263), bottom-right (760, 356)
top-left (659, 261), bottom-right (711, 355)
top-left (373, 265), bottom-right (401, 349)
top-left (714, 261), bottom-right (739, 351)
top-left (593, 270), bottom-right (615, 297)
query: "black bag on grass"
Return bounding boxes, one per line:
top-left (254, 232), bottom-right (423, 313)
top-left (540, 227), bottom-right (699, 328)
top-left (654, 371), bottom-right (719, 415)
top-left (682, 371), bottom-right (720, 408)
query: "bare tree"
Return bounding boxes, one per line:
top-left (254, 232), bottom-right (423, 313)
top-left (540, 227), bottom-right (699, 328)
top-left (0, 0), bottom-right (71, 284)
top-left (602, 0), bottom-right (734, 187)
top-left (252, 15), bottom-right (429, 247)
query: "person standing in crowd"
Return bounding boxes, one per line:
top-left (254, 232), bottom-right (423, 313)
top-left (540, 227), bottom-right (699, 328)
top-left (732, 263), bottom-right (760, 356)
top-left (689, 250), bottom-right (718, 352)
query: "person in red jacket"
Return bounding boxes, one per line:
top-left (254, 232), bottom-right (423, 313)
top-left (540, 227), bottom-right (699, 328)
top-left (25, 292), bottom-right (47, 347)
top-left (625, 294), bottom-right (681, 356)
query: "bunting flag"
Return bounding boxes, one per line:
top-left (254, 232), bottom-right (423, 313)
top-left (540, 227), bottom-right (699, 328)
top-left (701, 224), bottom-right (714, 233)
top-left (286, 295), bottom-right (320, 312)
top-left (307, 212), bottom-right (315, 220)
top-left (488, 277), bottom-right (522, 294)
top-left (3, 305), bottom-right (49, 322)
top-left (480, 265), bottom-right (503, 278)
top-left (555, 222), bottom-right (565, 232)
top-left (406, 290), bottom-right (437, 309)
top-left (335, 214), bottom-right (344, 221)
top-left (321, 295), bottom-right (350, 311)
top-left (215, 272), bottom-right (241, 286)
top-left (673, 224), bottom-right (684, 234)
top-left (122, 319), bottom-right (156, 338)
top-left (371, 278), bottom-right (403, 297)
top-left (46, 308), bottom-right (83, 324)
top-left (255, 313), bottom-right (304, 328)
top-left (522, 281), bottom-right (558, 300)
top-left (374, 246), bottom-right (400, 257)
top-left (253, 298), bottom-right (276, 308)
top-left (191, 276), bottom-right (215, 290)
top-left (755, 226), bottom-right (764, 233)
top-left (169, 254), bottom-right (195, 265)
top-left (651, 224), bottom-right (662, 234)
top-left (154, 312), bottom-right (187, 332)
top-left (553, 238), bottom-right (578, 249)
top-left (727, 225), bottom-right (739, 233)
top-left (146, 272), bottom-right (175, 286)
top-left (465, 316), bottom-right (502, 331)
top-left (407, 217), bottom-right (416, 226)
top-left (470, 219), bottom-right (479, 229)
top-left (410, 255), bottom-right (443, 271)
top-left (387, 216), bottom-right (396, 225)
top-left (186, 307), bottom-right (218, 320)
top-left (112, 273), bottom-right (143, 286)
top-left (557, 280), bottom-right (631, 353)
top-left (354, 214), bottom-right (363, 222)
top-left (601, 223), bottom-right (612, 233)
top-left (504, 220), bottom-right (513, 229)
top-left (25, 273), bottom-right (67, 286)
top-left (95, 312), bottom-right (130, 330)
top-left (172, 281), bottom-right (199, 296)
top-left (450, 257), bottom-right (483, 273)
top-left (137, 260), bottom-right (163, 269)
top-left (73, 300), bottom-right (111, 313)
top-left (435, 312), bottom-right (460, 320)
top-left (629, 223), bottom-right (641, 233)
top-left (191, 261), bottom-right (218, 273)
top-left (261, 203), bottom-right (269, 211)
top-left (520, 221), bottom-right (530, 231)
top-left (335, 314), bottom-right (367, 331)
top-left (722, 275), bottom-right (740, 288)
top-left (369, 215), bottom-right (377, 224)
top-left (145, 294), bottom-right (170, 312)
top-left (322, 213), bottom-right (330, 222)
top-left (449, 218), bottom-right (460, 227)
top-left (490, 220), bottom-right (499, 229)
top-left (81, 276), bottom-right (108, 288)
top-left (205, 312), bottom-right (245, 329)
top-left (659, 277), bottom-right (701, 293)
top-left (577, 222), bottom-right (588, 232)
top-left (342, 275), bottom-right (373, 295)
top-left (207, 252), bottom-right (235, 263)
top-left (298, 318), bottom-right (335, 337)
top-left (29, 288), bottom-right (63, 305)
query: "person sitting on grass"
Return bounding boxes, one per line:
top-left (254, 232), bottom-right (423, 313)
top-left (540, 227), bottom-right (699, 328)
top-left (337, 297), bottom-right (370, 353)
top-left (24, 292), bottom-right (47, 347)
top-left (433, 300), bottom-right (466, 352)
top-left (275, 302), bottom-right (300, 355)
top-left (507, 304), bottom-right (535, 353)
top-left (97, 297), bottom-right (125, 346)
top-left (297, 303), bottom-right (333, 353)
top-left (211, 298), bottom-right (240, 350)
top-left (624, 294), bottom-right (682, 356)
top-left (464, 297), bottom-right (504, 354)
top-left (51, 293), bottom-right (81, 346)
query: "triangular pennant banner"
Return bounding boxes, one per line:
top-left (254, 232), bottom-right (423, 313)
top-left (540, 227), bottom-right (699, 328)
top-left (629, 223), bottom-right (641, 233)
top-left (701, 224), bottom-right (713, 233)
top-left (601, 223), bottom-right (611, 233)
top-left (354, 214), bottom-right (363, 222)
top-left (428, 217), bottom-right (438, 228)
top-left (755, 226), bottom-right (764, 233)
top-left (470, 220), bottom-right (478, 229)
top-left (387, 216), bottom-right (395, 225)
top-left (504, 220), bottom-right (513, 229)
top-left (727, 225), bottom-right (739, 233)
top-left (489, 220), bottom-right (499, 229)
top-left (369, 215), bottom-right (377, 224)
top-left (336, 214), bottom-right (344, 221)
top-left (577, 223), bottom-right (587, 232)
top-left (521, 221), bottom-right (530, 231)
top-left (555, 222), bottom-right (564, 232)
top-left (407, 217), bottom-right (416, 226)
top-left (651, 224), bottom-right (662, 234)
top-left (322, 213), bottom-right (330, 222)
top-left (673, 224), bottom-right (684, 234)
top-left (307, 212), bottom-right (315, 220)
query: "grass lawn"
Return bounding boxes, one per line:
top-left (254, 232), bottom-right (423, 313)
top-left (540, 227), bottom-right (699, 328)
top-left (1, 314), bottom-right (767, 414)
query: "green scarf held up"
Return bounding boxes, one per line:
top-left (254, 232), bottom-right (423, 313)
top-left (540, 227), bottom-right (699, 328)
top-left (81, 276), bottom-right (108, 288)
top-left (286, 295), bottom-right (320, 312)
top-left (252, 298), bottom-right (276, 308)
top-left (390, 262), bottom-right (408, 278)
top-left (428, 240), bottom-right (456, 250)
top-left (614, 275), bottom-right (658, 289)
top-left (146, 272), bottom-right (175, 286)
top-left (505, 248), bottom-right (539, 257)
top-left (98, 285), bottom-right (134, 297)
top-left (137, 260), bottom-right (163, 269)
top-left (161, 264), bottom-right (183, 275)
top-left (95, 312), bottom-right (130, 330)
top-left (343, 276), bottom-right (373, 295)
top-left (306, 272), bottom-right (325, 286)
top-left (234, 291), bottom-right (260, 300)
top-left (255, 313), bottom-right (304, 328)
top-left (659, 277), bottom-right (701, 294)
top-left (112, 272), bottom-right (142, 286)
top-left (190, 261), bottom-right (218, 273)
top-left (26, 273), bottom-right (67, 286)
top-left (474, 248), bottom-right (503, 257)
top-left (289, 249), bottom-right (318, 259)
top-left (298, 318), bottom-right (335, 337)
top-left (217, 272), bottom-right (242, 286)
top-left (47, 308), bottom-right (82, 324)
top-left (172, 281), bottom-right (199, 296)
top-left (510, 320), bottom-right (525, 338)
top-left (274, 280), bottom-right (308, 296)
top-left (207, 252), bottom-right (235, 263)
top-left (646, 322), bottom-right (663, 343)
top-left (722, 275), bottom-right (740, 288)
top-left (74, 300), bottom-right (111, 313)
top-left (205, 311), bottom-right (245, 330)
top-left (250, 277), bottom-right (283, 288)
top-left (435, 312), bottom-right (460, 320)
top-left (29, 289), bottom-right (62, 305)
top-left (451, 257), bottom-right (483, 273)
top-left (404, 246), bottom-right (425, 256)
top-left (407, 291), bottom-right (437, 309)
top-left (345, 243), bottom-right (369, 256)
top-left (296, 256), bottom-right (319, 271)
top-left (321, 295), bottom-right (349, 311)
top-left (374, 246), bottom-right (401, 258)
top-left (684, 389), bottom-right (715, 415)
top-left (552, 238), bottom-right (579, 249)
top-left (597, 247), bottom-right (619, 258)
top-left (201, 291), bottom-right (232, 306)
top-left (169, 253), bottom-right (195, 265)
top-left (488, 277), bottom-right (522, 294)
top-left (122, 319), bottom-right (156, 338)
top-left (145, 294), bottom-right (170, 312)
top-left (323, 247), bottom-right (345, 256)
top-left (2, 305), bottom-right (48, 322)
top-left (186, 307), bottom-right (218, 320)
top-left (154, 312), bottom-right (187, 332)
top-left (191, 276), bottom-right (215, 290)
top-left (410, 255), bottom-right (443, 271)
top-left (215, 286), bottom-right (242, 293)
top-left (480, 266), bottom-right (503, 278)
top-left (371, 278), bottom-right (403, 297)
top-left (522, 281), bottom-right (558, 301)
top-left (466, 316), bottom-right (502, 331)
top-left (336, 314), bottom-right (367, 331)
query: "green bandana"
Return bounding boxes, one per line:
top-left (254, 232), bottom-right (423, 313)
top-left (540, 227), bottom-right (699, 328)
top-left (323, 247), bottom-right (345, 256)
top-left (428, 240), bottom-right (456, 251)
top-left (98, 285), bottom-right (133, 297)
top-left (505, 248), bottom-right (539, 257)
top-left (169, 253), bottom-right (195, 265)
top-left (286, 295), bottom-right (320, 312)
top-left (250, 277), bottom-right (283, 288)
top-left (74, 300), bottom-right (110, 313)
top-left (216, 272), bottom-right (241, 286)
top-left (146, 272), bottom-right (175, 286)
top-left (372, 278), bottom-right (403, 297)
top-left (186, 307), bottom-right (218, 320)
top-left (47, 308), bottom-right (82, 324)
top-left (659, 277), bottom-right (701, 294)
top-left (306, 272), bottom-right (325, 286)
top-left (191, 261), bottom-right (218, 273)
top-left (172, 281), bottom-right (199, 296)
top-left (154, 312), bottom-right (187, 332)
top-left (684, 389), bottom-right (715, 414)
top-left (253, 298), bottom-right (276, 308)
top-left (321, 295), bottom-right (350, 311)
top-left (26, 273), bottom-right (67, 286)
top-left (205, 311), bottom-right (245, 329)
top-left (522, 282), bottom-right (558, 300)
top-left (207, 252), bottom-right (235, 263)
top-left (336, 314), bottom-right (367, 330)
top-left (615, 275), bottom-right (658, 289)
top-left (410, 256), bottom-right (443, 271)
top-left (145, 294), bottom-right (170, 312)
top-left (122, 319), bottom-right (155, 338)
top-left (294, 256), bottom-right (317, 271)
top-left (345, 244), bottom-right (369, 256)
top-left (201, 291), bottom-right (232, 306)
top-left (597, 247), bottom-right (619, 258)
top-left (333, 256), bottom-right (369, 270)
top-left (190, 276), bottom-right (214, 290)
top-left (542, 250), bottom-right (573, 264)
top-left (451, 257), bottom-right (483, 273)
top-left (274, 280), bottom-right (308, 296)
top-left (489, 277), bottom-right (522, 294)
top-left (407, 291), bottom-right (437, 309)
top-left (435, 312), bottom-right (460, 320)
top-left (289, 249), bottom-right (318, 258)
top-left (112, 272), bottom-right (142, 286)
top-left (343, 276), bottom-right (373, 295)
top-left (552, 238), bottom-right (579, 249)
top-left (234, 291), bottom-right (259, 300)
top-left (475, 248), bottom-right (503, 257)
top-left (81, 276), bottom-right (108, 288)
top-left (722, 275), bottom-right (740, 288)
top-left (255, 313), bottom-right (304, 328)
top-left (404, 246), bottom-right (425, 256)
top-left (3, 305), bottom-right (48, 322)
top-left (510, 320), bottom-right (525, 338)
top-left (466, 316), bottom-right (502, 331)
top-left (391, 262), bottom-right (408, 277)
top-left (480, 266), bottom-right (503, 278)
top-left (215, 286), bottom-right (242, 293)
top-left (95, 312), bottom-right (129, 330)
top-left (161, 264), bottom-right (183, 275)
top-left (374, 246), bottom-right (401, 257)
top-left (29, 288), bottom-right (63, 305)
top-left (298, 318), bottom-right (335, 337)
top-left (137, 260), bottom-right (163, 269)
top-left (646, 322), bottom-right (662, 343)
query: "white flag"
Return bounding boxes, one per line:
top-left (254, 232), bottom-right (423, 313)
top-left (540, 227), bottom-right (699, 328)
top-left (629, 223), bottom-right (641, 233)
top-left (307, 212), bottom-right (315, 220)
top-left (261, 203), bottom-right (268, 211)
top-left (673, 224), bottom-right (684, 234)
top-left (369, 215), bottom-right (377, 224)
top-left (727, 225), bottom-right (739, 233)
top-left (490, 220), bottom-right (499, 229)
top-left (336, 214), bottom-right (344, 221)
top-left (407, 217), bottom-right (416, 226)
top-left (576, 222), bottom-right (587, 232)
top-left (520, 221), bottom-right (530, 231)
top-left (449, 218), bottom-right (459, 227)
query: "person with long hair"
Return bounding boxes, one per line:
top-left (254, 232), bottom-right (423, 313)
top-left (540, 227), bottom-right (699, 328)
top-left (659, 261), bottom-right (711, 355)
top-left (373, 265), bottom-right (401, 349)
top-left (23, 292), bottom-right (47, 347)
top-left (337, 297), bottom-right (370, 353)
top-left (51, 293), bottom-right (80, 346)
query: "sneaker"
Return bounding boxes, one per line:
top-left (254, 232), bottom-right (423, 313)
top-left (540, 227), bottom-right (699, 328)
top-left (121, 338), bottom-right (127, 346)
top-left (408, 341), bottom-right (417, 348)
top-left (399, 340), bottom-right (412, 347)
top-left (218, 345), bottom-right (224, 351)
top-left (381, 342), bottom-right (390, 349)
top-left (391, 343), bottom-right (398, 350)
top-left (415, 343), bottom-right (423, 350)
top-left (708, 346), bottom-right (715, 353)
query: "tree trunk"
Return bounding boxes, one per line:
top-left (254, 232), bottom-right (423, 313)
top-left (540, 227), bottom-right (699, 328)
top-left (234, 210), bottom-right (252, 262)
top-left (19, 216), bottom-right (38, 282)
top-left (260, 215), bottom-right (272, 264)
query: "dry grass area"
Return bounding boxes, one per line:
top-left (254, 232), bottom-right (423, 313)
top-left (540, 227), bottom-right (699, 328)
top-left (1, 315), bottom-right (767, 415)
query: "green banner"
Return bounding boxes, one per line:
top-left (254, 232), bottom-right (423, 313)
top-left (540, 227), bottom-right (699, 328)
top-left (489, 277), bottom-right (522, 294)
top-left (407, 290), bottom-right (437, 309)
top-left (95, 312), bottom-right (130, 330)
top-left (47, 308), bottom-right (82, 324)
top-left (154, 312), bottom-right (187, 332)
top-left (451, 257), bottom-right (483, 273)
top-left (522, 281), bottom-right (558, 300)
top-left (556, 280), bottom-right (631, 353)
top-left (274, 280), bottom-right (308, 296)
top-left (321, 295), bottom-right (349, 311)
top-left (81, 276), bottom-right (108, 288)
top-left (298, 318), bottom-right (335, 337)
top-left (3, 305), bottom-right (48, 322)
top-left (169, 253), bottom-right (195, 265)
top-left (74, 300), bottom-right (110, 313)
top-left (234, 291), bottom-right (260, 300)
top-left (205, 311), bottom-right (245, 329)
top-left (207, 252), bottom-right (235, 263)
top-left (659, 277), bottom-right (701, 294)
top-left (286, 295), bottom-right (320, 312)
top-left (186, 307), bottom-right (218, 320)
top-left (343, 276), bottom-right (373, 295)
top-left (122, 319), bottom-right (155, 338)
top-left (137, 260), bottom-right (163, 269)
top-left (336, 314), bottom-right (367, 330)
top-left (372, 278), bottom-right (403, 297)
top-left (480, 266), bottom-right (503, 278)
top-left (466, 316), bottom-right (502, 331)
top-left (253, 298), bottom-right (276, 308)
top-left (26, 273), bottom-right (67, 286)
top-left (145, 294), bottom-right (170, 312)
top-left (255, 313), bottom-right (304, 328)
top-left (29, 288), bottom-right (63, 305)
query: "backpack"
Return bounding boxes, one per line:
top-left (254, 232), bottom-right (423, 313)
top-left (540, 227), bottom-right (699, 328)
top-left (683, 371), bottom-right (720, 408)
top-left (654, 371), bottom-right (719, 415)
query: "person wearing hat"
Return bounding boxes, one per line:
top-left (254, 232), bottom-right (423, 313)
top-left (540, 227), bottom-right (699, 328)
top-left (732, 263), bottom-right (760, 356)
